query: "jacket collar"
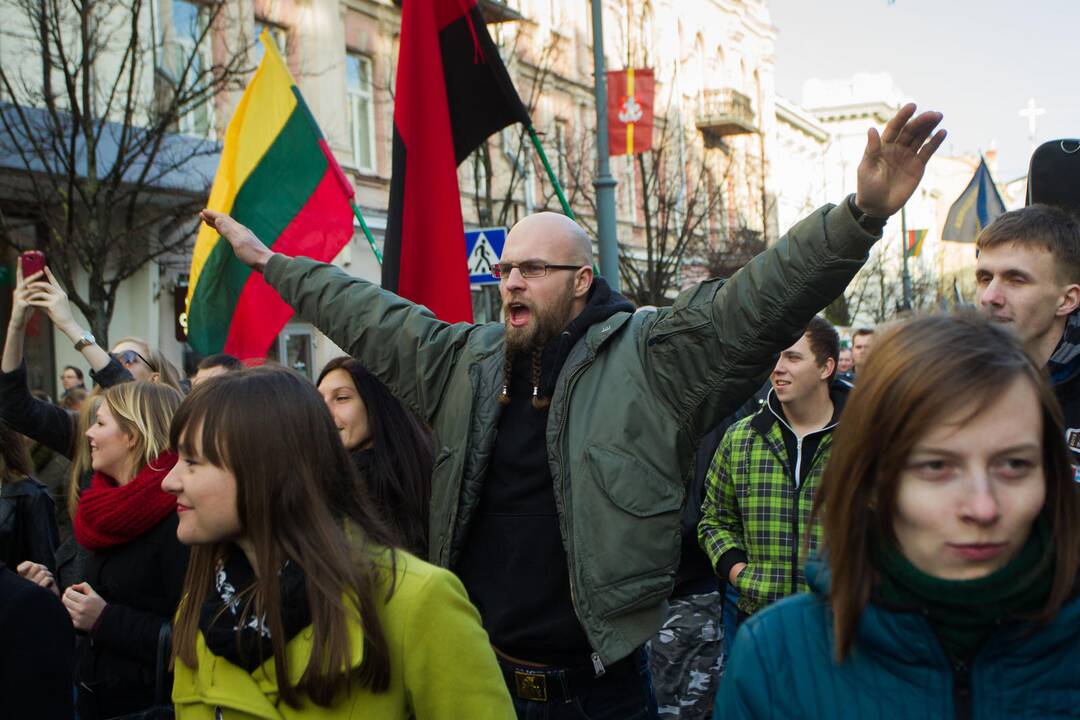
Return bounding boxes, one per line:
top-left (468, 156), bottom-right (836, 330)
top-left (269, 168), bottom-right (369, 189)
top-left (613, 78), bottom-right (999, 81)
top-left (1049, 308), bottom-right (1080, 386)
top-left (805, 558), bottom-right (1080, 665)
top-left (0, 478), bottom-right (41, 498)
top-left (749, 381), bottom-right (849, 439)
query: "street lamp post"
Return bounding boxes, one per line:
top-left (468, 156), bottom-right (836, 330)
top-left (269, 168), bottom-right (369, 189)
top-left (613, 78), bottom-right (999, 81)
top-left (590, 0), bottom-right (620, 291)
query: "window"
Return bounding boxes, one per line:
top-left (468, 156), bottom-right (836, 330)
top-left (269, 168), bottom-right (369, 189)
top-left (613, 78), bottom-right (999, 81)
top-left (166, 0), bottom-right (214, 137)
top-left (270, 326), bottom-right (315, 381)
top-left (346, 53), bottom-right (377, 172)
top-left (253, 20), bottom-right (287, 65)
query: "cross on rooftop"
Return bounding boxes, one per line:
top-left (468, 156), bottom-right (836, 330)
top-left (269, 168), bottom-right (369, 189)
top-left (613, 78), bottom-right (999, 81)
top-left (1019, 97), bottom-right (1045, 139)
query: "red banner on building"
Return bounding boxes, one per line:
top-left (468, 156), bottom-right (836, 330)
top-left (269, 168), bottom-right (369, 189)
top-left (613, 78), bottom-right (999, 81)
top-left (607, 68), bottom-right (654, 156)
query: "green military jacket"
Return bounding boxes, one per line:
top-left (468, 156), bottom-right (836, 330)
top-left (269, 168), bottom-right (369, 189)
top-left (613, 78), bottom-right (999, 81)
top-left (262, 201), bottom-right (877, 665)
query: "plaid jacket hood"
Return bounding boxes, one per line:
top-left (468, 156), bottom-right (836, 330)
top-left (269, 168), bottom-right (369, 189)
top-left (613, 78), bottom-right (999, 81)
top-left (698, 382), bottom-right (847, 615)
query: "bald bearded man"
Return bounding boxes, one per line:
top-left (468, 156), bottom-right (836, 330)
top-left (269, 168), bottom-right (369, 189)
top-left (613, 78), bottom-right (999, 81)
top-left (203, 103), bottom-right (945, 717)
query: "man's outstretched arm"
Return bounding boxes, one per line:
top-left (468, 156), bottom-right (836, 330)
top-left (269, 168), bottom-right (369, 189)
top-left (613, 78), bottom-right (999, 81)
top-left (645, 103), bottom-right (946, 433)
top-left (199, 210), bottom-right (472, 422)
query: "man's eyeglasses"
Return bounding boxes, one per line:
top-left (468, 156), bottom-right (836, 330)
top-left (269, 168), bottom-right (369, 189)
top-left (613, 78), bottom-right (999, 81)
top-left (492, 261), bottom-right (584, 280)
top-left (117, 349), bottom-right (157, 372)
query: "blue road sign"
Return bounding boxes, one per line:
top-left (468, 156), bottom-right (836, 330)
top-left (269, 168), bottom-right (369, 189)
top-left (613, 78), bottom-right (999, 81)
top-left (465, 227), bottom-right (507, 285)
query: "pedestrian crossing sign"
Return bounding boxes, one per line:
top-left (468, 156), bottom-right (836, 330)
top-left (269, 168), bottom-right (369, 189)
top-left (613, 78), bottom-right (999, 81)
top-left (465, 227), bottom-right (507, 285)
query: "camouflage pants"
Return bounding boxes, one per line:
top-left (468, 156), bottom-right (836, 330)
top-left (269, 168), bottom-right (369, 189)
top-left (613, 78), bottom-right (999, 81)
top-left (647, 591), bottom-right (724, 719)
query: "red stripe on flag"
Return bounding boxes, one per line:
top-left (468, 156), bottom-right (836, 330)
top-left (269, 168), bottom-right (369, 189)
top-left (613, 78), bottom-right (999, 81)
top-left (222, 170), bottom-right (354, 358)
top-left (392, 0), bottom-right (474, 323)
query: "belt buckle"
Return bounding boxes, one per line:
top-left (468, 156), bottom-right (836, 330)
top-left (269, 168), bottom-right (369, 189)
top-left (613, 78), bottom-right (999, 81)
top-left (514, 670), bottom-right (549, 702)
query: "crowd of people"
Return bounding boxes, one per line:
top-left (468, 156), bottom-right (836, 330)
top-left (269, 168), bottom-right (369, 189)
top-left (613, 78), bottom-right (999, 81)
top-left (0, 100), bottom-right (1078, 720)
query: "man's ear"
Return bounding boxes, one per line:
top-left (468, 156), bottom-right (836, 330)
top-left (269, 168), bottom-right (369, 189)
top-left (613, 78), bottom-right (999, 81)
top-left (575, 266), bottom-right (594, 298)
top-left (1059, 283), bottom-right (1080, 317)
top-left (820, 357), bottom-right (836, 382)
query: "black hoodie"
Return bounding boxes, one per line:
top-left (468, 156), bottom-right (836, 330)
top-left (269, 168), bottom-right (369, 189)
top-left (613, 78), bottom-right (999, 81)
top-left (456, 278), bottom-right (633, 667)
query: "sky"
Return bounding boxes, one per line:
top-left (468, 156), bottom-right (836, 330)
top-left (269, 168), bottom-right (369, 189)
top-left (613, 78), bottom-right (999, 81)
top-left (767, 0), bottom-right (1080, 182)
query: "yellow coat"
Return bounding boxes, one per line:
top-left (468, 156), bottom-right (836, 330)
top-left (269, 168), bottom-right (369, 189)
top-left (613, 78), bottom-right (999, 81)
top-left (171, 551), bottom-right (515, 719)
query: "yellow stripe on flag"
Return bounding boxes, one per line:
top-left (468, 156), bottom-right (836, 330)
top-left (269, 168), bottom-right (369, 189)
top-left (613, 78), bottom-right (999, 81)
top-left (626, 68), bottom-right (634, 156)
top-left (187, 30), bottom-right (299, 309)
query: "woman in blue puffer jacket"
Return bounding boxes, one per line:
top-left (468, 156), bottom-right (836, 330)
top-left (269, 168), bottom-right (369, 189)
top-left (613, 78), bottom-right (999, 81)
top-left (716, 313), bottom-right (1080, 720)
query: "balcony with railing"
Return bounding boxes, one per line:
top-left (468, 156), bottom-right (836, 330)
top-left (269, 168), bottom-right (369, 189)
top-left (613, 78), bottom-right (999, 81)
top-left (696, 88), bottom-right (757, 145)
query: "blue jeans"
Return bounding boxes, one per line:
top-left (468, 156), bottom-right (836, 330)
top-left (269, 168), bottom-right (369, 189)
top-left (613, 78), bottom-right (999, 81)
top-left (508, 649), bottom-right (659, 720)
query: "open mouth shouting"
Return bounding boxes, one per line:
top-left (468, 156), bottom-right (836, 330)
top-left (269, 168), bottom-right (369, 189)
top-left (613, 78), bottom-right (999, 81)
top-left (508, 302), bottom-right (532, 328)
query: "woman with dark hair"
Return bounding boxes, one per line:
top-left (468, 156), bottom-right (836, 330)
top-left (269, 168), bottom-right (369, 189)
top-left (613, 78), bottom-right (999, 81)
top-left (717, 313), bottom-right (1080, 719)
top-left (317, 357), bottom-right (433, 557)
top-left (0, 421), bottom-right (59, 573)
top-left (164, 368), bottom-right (512, 718)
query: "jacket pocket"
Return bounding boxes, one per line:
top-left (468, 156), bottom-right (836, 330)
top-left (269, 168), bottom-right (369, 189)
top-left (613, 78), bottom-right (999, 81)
top-left (579, 446), bottom-right (684, 610)
top-left (586, 446), bottom-right (683, 517)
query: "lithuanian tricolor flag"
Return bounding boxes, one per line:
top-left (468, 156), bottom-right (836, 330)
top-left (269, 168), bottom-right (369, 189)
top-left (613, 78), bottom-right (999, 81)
top-left (906, 229), bottom-right (928, 258)
top-left (186, 31), bottom-right (355, 358)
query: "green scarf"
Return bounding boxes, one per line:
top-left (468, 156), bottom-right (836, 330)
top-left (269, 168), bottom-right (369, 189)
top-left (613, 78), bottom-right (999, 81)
top-left (875, 518), bottom-right (1054, 662)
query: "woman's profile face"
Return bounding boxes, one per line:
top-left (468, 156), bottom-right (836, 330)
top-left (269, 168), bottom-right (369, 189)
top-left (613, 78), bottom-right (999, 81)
top-left (85, 402), bottom-right (136, 479)
top-left (317, 369), bottom-right (373, 451)
top-left (161, 429), bottom-right (242, 547)
top-left (892, 377), bottom-right (1047, 580)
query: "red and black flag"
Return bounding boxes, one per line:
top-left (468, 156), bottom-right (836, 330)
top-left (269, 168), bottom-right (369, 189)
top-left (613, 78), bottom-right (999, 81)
top-left (384, 0), bottom-right (531, 322)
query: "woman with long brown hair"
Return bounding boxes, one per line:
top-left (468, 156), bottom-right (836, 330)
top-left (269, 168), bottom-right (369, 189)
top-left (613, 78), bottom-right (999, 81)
top-left (716, 313), bottom-right (1080, 719)
top-left (164, 367), bottom-right (512, 718)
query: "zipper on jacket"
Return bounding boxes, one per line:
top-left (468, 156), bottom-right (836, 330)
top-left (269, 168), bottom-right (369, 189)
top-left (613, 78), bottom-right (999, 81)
top-left (952, 660), bottom-right (972, 720)
top-left (556, 357), bottom-right (594, 640)
top-left (793, 436), bottom-right (804, 489)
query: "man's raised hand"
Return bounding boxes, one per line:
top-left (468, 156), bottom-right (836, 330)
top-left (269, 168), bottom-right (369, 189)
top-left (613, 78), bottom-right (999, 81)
top-left (200, 209), bottom-right (276, 272)
top-left (855, 103), bottom-right (946, 219)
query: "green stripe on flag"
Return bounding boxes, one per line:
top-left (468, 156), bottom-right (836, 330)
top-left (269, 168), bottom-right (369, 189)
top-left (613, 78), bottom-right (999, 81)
top-left (187, 107), bottom-right (327, 353)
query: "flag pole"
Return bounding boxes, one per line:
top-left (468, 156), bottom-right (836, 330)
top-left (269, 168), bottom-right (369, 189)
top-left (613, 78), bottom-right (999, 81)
top-left (900, 205), bottom-right (912, 309)
top-left (528, 126), bottom-right (575, 220)
top-left (590, 0), bottom-right (620, 291)
top-left (350, 200), bottom-right (382, 265)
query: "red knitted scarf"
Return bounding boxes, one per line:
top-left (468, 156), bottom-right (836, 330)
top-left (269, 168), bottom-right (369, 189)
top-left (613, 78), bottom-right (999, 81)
top-left (74, 451), bottom-right (178, 551)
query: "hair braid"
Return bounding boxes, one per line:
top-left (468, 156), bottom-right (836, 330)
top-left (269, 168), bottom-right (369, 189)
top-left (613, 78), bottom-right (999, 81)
top-left (498, 352), bottom-right (512, 406)
top-left (531, 348), bottom-right (550, 410)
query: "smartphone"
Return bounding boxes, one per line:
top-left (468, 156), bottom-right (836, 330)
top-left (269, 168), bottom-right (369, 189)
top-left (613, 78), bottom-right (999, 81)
top-left (20, 250), bottom-right (46, 278)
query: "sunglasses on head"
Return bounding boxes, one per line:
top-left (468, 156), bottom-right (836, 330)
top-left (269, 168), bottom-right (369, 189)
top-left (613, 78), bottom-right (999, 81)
top-left (117, 349), bottom-right (157, 372)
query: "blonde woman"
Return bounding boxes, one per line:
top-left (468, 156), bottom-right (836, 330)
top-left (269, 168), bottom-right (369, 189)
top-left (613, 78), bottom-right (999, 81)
top-left (20, 381), bottom-right (187, 720)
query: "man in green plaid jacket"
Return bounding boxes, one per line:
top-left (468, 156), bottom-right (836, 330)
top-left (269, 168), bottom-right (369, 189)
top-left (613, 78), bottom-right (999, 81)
top-left (698, 317), bottom-right (848, 618)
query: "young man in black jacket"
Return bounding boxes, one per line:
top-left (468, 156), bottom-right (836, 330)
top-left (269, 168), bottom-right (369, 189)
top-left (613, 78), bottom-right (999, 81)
top-left (975, 205), bottom-right (1080, 465)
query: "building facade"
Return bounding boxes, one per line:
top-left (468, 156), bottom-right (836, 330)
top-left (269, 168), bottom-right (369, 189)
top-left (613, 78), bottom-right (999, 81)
top-left (1, 0), bottom-right (795, 392)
